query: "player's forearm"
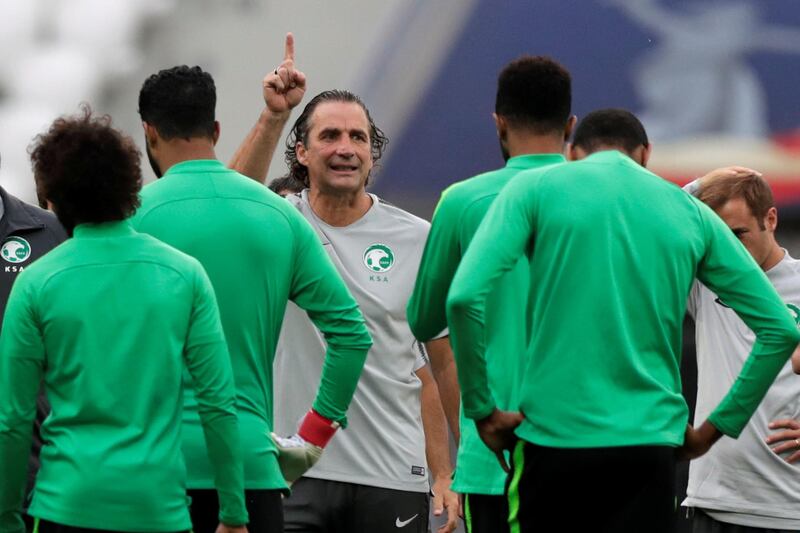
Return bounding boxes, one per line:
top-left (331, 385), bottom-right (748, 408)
top-left (419, 370), bottom-right (454, 482)
top-left (425, 337), bottom-right (461, 442)
top-left (446, 289), bottom-right (495, 420)
top-left (447, 181), bottom-right (534, 420)
top-left (708, 284), bottom-right (797, 436)
top-left (0, 345), bottom-right (42, 533)
top-left (407, 236), bottom-right (458, 343)
top-left (445, 249), bottom-right (495, 420)
top-left (407, 278), bottom-right (451, 343)
top-left (708, 314), bottom-right (798, 436)
top-left (228, 108), bottom-right (290, 183)
top-left (185, 338), bottom-right (248, 525)
top-left (311, 328), bottom-right (371, 427)
top-left (196, 409), bottom-right (248, 525)
top-left (191, 361), bottom-right (248, 524)
top-left (0, 427), bottom-right (33, 533)
top-left (294, 232), bottom-right (372, 426)
top-left (196, 415), bottom-right (249, 526)
top-left (307, 271), bottom-right (373, 426)
top-left (713, 286), bottom-right (800, 434)
top-left (407, 204), bottom-right (461, 342)
top-left (710, 329), bottom-right (800, 437)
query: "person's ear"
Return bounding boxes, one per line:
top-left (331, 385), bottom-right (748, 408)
top-left (143, 122), bottom-right (159, 148)
top-left (765, 206), bottom-right (778, 232)
top-left (566, 143), bottom-right (577, 161)
top-left (564, 115), bottom-right (577, 142)
top-left (493, 113), bottom-right (507, 139)
top-left (212, 121), bottom-right (221, 145)
top-left (640, 143), bottom-right (652, 168)
top-left (568, 143), bottom-right (590, 162)
top-left (297, 141), bottom-right (309, 166)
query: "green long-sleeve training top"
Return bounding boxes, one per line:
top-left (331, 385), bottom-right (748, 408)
top-left (407, 153), bottom-right (564, 495)
top-left (0, 221), bottom-right (247, 532)
top-left (132, 159), bottom-right (371, 490)
top-left (447, 150), bottom-right (800, 448)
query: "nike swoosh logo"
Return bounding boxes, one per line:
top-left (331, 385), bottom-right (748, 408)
top-left (714, 297), bottom-right (731, 309)
top-left (395, 514), bottom-right (418, 528)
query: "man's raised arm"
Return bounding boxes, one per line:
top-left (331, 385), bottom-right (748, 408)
top-left (229, 32), bottom-right (306, 182)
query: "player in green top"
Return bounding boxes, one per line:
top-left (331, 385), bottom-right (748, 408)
top-left (0, 108), bottom-right (248, 533)
top-left (406, 56), bottom-right (573, 533)
top-left (446, 107), bottom-right (800, 532)
top-left (132, 37), bottom-right (371, 533)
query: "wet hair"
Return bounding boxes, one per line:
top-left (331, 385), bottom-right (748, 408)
top-left (571, 108), bottom-right (649, 156)
top-left (495, 55), bottom-right (572, 134)
top-left (285, 90), bottom-right (388, 186)
top-left (698, 174), bottom-right (774, 230)
top-left (268, 174), bottom-right (305, 197)
top-left (138, 65), bottom-right (216, 140)
top-left (29, 105), bottom-right (142, 234)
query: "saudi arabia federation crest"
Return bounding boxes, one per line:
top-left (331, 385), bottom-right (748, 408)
top-left (1, 236), bottom-right (32, 264)
top-left (363, 243), bottom-right (394, 273)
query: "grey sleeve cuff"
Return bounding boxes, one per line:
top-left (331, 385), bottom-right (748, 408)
top-left (683, 178), bottom-right (702, 197)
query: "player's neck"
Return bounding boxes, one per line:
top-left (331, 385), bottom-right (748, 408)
top-left (506, 131), bottom-right (565, 158)
top-left (761, 242), bottom-right (784, 271)
top-left (308, 187), bottom-right (373, 227)
top-left (157, 140), bottom-right (218, 175)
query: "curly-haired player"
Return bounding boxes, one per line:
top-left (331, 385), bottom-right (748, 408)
top-left (0, 107), bottom-right (248, 533)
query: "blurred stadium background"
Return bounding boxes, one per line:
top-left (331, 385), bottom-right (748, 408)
top-left (1, 0), bottom-right (798, 223)
top-left (1, 1), bottom-right (798, 531)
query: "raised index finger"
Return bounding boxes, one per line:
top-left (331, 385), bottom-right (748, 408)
top-left (284, 32), bottom-right (295, 61)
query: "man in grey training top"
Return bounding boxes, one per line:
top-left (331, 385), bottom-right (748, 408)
top-left (682, 171), bottom-right (800, 533)
top-left (232, 87), bottom-right (459, 533)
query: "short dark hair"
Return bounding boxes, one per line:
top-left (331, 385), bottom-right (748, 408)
top-left (571, 108), bottom-right (649, 156)
top-left (698, 174), bottom-right (774, 230)
top-left (495, 56), bottom-right (572, 134)
top-left (268, 174), bottom-right (305, 197)
top-left (285, 90), bottom-right (388, 187)
top-left (29, 105), bottom-right (142, 234)
top-left (138, 65), bottom-right (216, 140)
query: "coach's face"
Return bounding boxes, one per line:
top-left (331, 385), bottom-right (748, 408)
top-left (297, 101), bottom-right (373, 194)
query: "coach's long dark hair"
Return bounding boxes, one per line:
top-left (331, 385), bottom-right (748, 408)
top-left (284, 90), bottom-right (388, 187)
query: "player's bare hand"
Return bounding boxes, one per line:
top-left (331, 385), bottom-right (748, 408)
top-left (699, 166), bottom-right (761, 185)
top-left (475, 409), bottom-right (524, 472)
top-left (431, 476), bottom-right (460, 532)
top-left (766, 419), bottom-right (800, 463)
top-left (676, 421), bottom-right (722, 460)
top-left (263, 32), bottom-right (307, 114)
top-left (215, 524), bottom-right (247, 533)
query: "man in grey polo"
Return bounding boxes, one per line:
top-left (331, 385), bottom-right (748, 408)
top-left (274, 188), bottom-right (441, 512)
top-left (232, 87), bottom-right (459, 532)
top-left (0, 182), bottom-right (66, 532)
top-left (274, 90), bottom-right (457, 533)
top-left (682, 171), bottom-right (800, 532)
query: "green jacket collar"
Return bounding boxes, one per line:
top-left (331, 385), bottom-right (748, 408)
top-left (73, 220), bottom-right (136, 239)
top-left (163, 159), bottom-right (227, 177)
top-left (506, 153), bottom-right (565, 170)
